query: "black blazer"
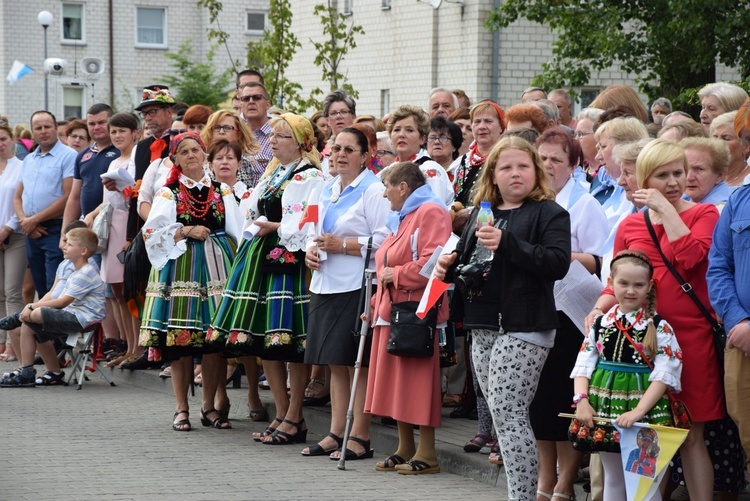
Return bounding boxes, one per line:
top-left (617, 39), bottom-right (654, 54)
top-left (449, 199), bottom-right (571, 333)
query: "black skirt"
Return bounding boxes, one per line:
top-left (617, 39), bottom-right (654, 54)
top-left (530, 311), bottom-right (581, 441)
top-left (304, 290), bottom-right (371, 367)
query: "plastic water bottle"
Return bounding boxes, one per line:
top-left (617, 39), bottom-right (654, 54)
top-left (475, 201), bottom-right (494, 262)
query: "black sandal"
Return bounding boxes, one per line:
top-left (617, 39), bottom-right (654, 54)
top-left (329, 436), bottom-right (373, 460)
top-left (301, 433), bottom-right (342, 457)
top-left (172, 410), bottom-right (191, 432)
top-left (263, 419), bottom-right (307, 445)
top-left (201, 408), bottom-right (232, 429)
top-left (375, 453), bottom-right (406, 471)
top-left (253, 417), bottom-right (282, 442)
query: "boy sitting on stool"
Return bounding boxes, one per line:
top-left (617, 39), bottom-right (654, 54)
top-left (0, 228), bottom-right (105, 387)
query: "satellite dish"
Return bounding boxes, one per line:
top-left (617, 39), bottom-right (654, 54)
top-left (80, 57), bottom-right (105, 76)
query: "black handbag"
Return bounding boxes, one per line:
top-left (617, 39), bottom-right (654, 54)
top-left (644, 211), bottom-right (726, 372)
top-left (386, 287), bottom-right (440, 358)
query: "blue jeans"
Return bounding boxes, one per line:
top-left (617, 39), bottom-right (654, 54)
top-left (26, 221), bottom-right (63, 297)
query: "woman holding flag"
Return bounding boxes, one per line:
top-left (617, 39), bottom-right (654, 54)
top-left (302, 124), bottom-right (390, 459)
top-left (208, 113), bottom-right (325, 444)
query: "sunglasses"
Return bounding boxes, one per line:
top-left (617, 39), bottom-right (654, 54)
top-left (240, 94), bottom-right (267, 103)
top-left (170, 128), bottom-right (187, 136)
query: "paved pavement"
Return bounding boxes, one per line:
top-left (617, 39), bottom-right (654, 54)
top-left (1, 359), bottom-right (512, 501)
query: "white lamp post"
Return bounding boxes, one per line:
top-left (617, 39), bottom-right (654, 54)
top-left (38, 10), bottom-right (54, 111)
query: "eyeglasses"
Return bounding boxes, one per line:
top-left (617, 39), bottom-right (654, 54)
top-left (68, 134), bottom-right (89, 141)
top-left (327, 110), bottom-right (352, 118)
top-left (268, 132), bottom-right (293, 140)
top-left (139, 108), bottom-right (164, 118)
top-left (331, 145), bottom-right (362, 155)
top-left (170, 128), bottom-right (187, 136)
top-left (212, 125), bottom-right (238, 133)
top-left (240, 94), bottom-right (267, 103)
top-left (575, 131), bottom-right (593, 138)
top-left (376, 149), bottom-right (395, 157)
top-left (427, 135), bottom-right (450, 144)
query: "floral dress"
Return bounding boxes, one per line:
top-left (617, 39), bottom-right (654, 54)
top-left (138, 173), bottom-right (241, 360)
top-left (571, 305), bottom-right (683, 427)
top-left (208, 159), bottom-right (325, 362)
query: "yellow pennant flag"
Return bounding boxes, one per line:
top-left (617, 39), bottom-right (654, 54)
top-left (615, 422), bottom-right (689, 501)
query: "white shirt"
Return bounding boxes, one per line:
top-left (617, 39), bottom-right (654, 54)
top-left (379, 149), bottom-right (454, 207)
top-left (555, 177), bottom-right (608, 254)
top-left (0, 157), bottom-right (22, 231)
top-left (137, 158), bottom-right (170, 212)
top-left (307, 170), bottom-right (390, 294)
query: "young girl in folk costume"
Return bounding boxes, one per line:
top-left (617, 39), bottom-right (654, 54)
top-left (571, 249), bottom-right (683, 501)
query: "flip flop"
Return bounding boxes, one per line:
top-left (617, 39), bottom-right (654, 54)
top-left (395, 458), bottom-right (440, 475)
top-left (375, 453), bottom-right (406, 471)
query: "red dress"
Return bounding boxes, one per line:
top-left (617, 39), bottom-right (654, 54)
top-left (364, 203), bottom-right (452, 428)
top-left (614, 203), bottom-right (724, 422)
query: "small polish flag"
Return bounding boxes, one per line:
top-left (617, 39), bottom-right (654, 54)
top-left (7, 61), bottom-right (33, 85)
top-left (416, 277), bottom-right (450, 318)
top-left (298, 186), bottom-right (321, 230)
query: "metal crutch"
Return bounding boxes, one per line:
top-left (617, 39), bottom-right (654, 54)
top-left (338, 268), bottom-right (376, 471)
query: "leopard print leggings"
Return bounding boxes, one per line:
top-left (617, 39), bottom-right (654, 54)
top-left (471, 329), bottom-right (549, 501)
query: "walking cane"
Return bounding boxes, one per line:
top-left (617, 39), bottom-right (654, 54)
top-left (338, 268), bottom-right (376, 471)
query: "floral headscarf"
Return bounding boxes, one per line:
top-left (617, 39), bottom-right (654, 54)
top-left (166, 132), bottom-right (207, 185)
top-left (169, 131), bottom-right (206, 165)
top-left (277, 113), bottom-right (316, 153)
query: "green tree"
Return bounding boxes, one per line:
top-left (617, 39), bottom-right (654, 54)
top-left (308, 1), bottom-right (365, 106)
top-left (486, 0), bottom-right (750, 107)
top-left (196, 0), bottom-right (241, 74)
top-left (161, 40), bottom-right (232, 109)
top-left (246, 0), bottom-right (308, 111)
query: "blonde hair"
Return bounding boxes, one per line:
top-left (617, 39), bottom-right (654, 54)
top-left (594, 116), bottom-right (649, 144)
top-left (709, 111), bottom-right (739, 137)
top-left (609, 253), bottom-right (657, 357)
top-left (473, 136), bottom-right (555, 207)
top-left (636, 138), bottom-right (687, 189)
top-left (698, 82), bottom-right (749, 113)
top-left (657, 120), bottom-right (707, 141)
top-left (201, 110), bottom-right (259, 156)
top-left (612, 139), bottom-right (652, 166)
top-left (679, 137), bottom-right (730, 175)
top-left (66, 228), bottom-right (98, 257)
top-left (387, 105), bottom-right (430, 137)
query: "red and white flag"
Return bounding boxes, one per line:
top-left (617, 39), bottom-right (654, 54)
top-left (416, 277), bottom-right (450, 318)
top-left (298, 187), bottom-right (321, 230)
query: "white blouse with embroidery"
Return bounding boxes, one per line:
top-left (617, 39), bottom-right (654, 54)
top-left (240, 159), bottom-right (325, 252)
top-left (142, 172), bottom-right (242, 270)
top-left (378, 149), bottom-right (454, 207)
top-left (570, 305), bottom-right (683, 392)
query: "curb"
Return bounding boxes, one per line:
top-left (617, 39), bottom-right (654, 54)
top-left (98, 365), bottom-right (506, 488)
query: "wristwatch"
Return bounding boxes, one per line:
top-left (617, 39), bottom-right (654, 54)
top-left (341, 238), bottom-right (347, 254)
top-left (572, 393), bottom-right (588, 406)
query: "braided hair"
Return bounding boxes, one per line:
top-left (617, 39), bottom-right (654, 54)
top-left (610, 249), bottom-right (658, 358)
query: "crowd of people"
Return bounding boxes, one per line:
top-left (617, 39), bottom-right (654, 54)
top-left (1, 71), bottom-right (750, 501)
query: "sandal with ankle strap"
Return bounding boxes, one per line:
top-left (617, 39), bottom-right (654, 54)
top-left (301, 432), bottom-right (342, 457)
top-left (329, 436), bottom-right (373, 460)
top-left (253, 417), bottom-right (283, 442)
top-left (172, 410), bottom-right (191, 432)
top-left (201, 408), bottom-right (231, 429)
top-left (552, 494), bottom-right (575, 501)
top-left (262, 419), bottom-right (307, 445)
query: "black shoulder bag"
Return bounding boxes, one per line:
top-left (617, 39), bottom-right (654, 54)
top-left (643, 210), bottom-right (726, 373)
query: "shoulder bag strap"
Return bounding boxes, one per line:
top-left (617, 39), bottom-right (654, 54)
top-left (643, 210), bottom-right (722, 333)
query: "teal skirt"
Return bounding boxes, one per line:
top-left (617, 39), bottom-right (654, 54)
top-left (139, 232), bottom-right (235, 360)
top-left (207, 233), bottom-right (309, 362)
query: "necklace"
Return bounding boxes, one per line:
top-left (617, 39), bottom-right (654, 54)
top-left (179, 182), bottom-right (215, 219)
top-left (727, 164), bottom-right (750, 185)
top-left (260, 159), bottom-right (301, 200)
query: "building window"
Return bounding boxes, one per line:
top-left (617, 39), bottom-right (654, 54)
top-left (245, 11), bottom-right (267, 36)
top-left (381, 0), bottom-right (392, 10)
top-left (63, 87), bottom-right (84, 119)
top-left (62, 3), bottom-right (84, 43)
top-left (335, 0), bottom-right (353, 16)
top-left (380, 89), bottom-right (390, 118)
top-left (136, 7), bottom-right (167, 48)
